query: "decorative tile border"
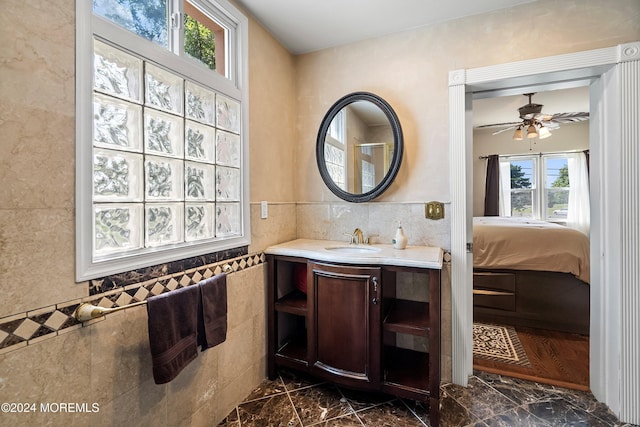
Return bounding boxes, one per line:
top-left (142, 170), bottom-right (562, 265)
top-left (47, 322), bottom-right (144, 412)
top-left (89, 246), bottom-right (248, 295)
top-left (0, 252), bottom-right (265, 355)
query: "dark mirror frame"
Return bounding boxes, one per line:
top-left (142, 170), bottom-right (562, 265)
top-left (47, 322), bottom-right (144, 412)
top-left (316, 92), bottom-right (404, 203)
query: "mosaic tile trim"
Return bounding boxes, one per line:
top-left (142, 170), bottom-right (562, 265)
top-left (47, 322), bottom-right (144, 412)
top-left (89, 245), bottom-right (248, 295)
top-left (0, 252), bottom-right (265, 355)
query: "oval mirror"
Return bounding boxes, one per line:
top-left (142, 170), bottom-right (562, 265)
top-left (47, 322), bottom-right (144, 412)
top-left (316, 92), bottom-right (403, 202)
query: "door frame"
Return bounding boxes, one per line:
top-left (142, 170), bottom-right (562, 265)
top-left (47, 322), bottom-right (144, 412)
top-left (448, 41), bottom-right (640, 421)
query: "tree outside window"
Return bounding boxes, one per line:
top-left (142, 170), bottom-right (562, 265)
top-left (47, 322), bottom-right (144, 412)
top-left (502, 155), bottom-right (573, 221)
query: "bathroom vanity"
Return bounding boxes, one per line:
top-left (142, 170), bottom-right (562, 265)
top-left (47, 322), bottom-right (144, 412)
top-left (265, 239), bottom-right (443, 426)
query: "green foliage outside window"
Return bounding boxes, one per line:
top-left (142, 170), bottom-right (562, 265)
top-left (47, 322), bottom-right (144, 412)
top-left (552, 166), bottom-right (570, 188)
top-left (510, 164), bottom-right (532, 213)
top-left (548, 165), bottom-right (570, 209)
top-left (510, 164), bottom-right (531, 189)
top-left (184, 14), bottom-right (216, 71)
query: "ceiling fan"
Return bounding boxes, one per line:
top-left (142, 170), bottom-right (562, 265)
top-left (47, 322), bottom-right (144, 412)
top-left (476, 93), bottom-right (589, 140)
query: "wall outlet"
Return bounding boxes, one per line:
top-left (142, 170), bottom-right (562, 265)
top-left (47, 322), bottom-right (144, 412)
top-left (260, 201), bottom-right (268, 219)
top-left (425, 201), bottom-right (444, 220)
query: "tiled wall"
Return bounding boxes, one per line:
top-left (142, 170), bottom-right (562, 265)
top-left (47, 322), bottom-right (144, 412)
top-left (0, 248), bottom-right (261, 355)
top-left (296, 202), bottom-right (451, 249)
top-left (0, 258), bottom-right (269, 426)
top-left (0, 197), bottom-right (292, 425)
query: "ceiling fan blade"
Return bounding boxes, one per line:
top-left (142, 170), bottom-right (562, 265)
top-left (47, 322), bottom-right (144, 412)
top-left (535, 113), bottom-right (554, 121)
top-left (548, 112), bottom-right (590, 123)
top-left (476, 121), bottom-right (521, 129)
top-left (492, 126), bottom-right (517, 135)
top-left (540, 121), bottom-right (560, 130)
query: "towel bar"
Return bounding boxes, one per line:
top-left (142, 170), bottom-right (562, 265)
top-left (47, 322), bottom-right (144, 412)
top-left (74, 264), bottom-right (232, 322)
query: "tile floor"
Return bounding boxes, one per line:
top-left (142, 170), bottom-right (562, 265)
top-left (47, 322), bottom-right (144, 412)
top-left (218, 369), bottom-right (634, 426)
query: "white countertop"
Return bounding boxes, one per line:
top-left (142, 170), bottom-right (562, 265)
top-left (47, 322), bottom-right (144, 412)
top-left (265, 239), bottom-right (443, 270)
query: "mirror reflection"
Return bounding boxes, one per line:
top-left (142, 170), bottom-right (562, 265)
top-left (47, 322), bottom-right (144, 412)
top-left (324, 101), bottom-right (394, 193)
top-left (317, 93), bottom-right (403, 202)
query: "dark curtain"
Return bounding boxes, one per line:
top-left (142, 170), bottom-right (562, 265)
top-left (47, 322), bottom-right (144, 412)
top-left (584, 149), bottom-right (590, 176)
top-left (483, 154), bottom-right (500, 216)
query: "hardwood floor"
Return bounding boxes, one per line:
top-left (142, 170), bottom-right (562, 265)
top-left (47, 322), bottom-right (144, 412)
top-left (473, 325), bottom-right (590, 391)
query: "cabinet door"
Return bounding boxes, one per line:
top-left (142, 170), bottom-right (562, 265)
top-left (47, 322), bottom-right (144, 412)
top-left (308, 262), bottom-right (381, 388)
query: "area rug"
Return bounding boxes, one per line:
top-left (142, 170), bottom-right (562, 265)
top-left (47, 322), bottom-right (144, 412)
top-left (473, 323), bottom-right (531, 367)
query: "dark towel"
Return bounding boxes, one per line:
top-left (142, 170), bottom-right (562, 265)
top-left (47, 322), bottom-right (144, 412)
top-left (146, 285), bottom-right (200, 384)
top-left (198, 273), bottom-right (228, 350)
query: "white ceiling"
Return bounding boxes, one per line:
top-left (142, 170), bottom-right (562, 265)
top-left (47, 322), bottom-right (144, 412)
top-left (232, 0), bottom-right (590, 125)
top-left (234, 0), bottom-right (537, 55)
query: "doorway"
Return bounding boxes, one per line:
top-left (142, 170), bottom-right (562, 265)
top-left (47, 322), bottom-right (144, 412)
top-left (470, 86), bottom-right (591, 390)
top-left (447, 41), bottom-right (640, 422)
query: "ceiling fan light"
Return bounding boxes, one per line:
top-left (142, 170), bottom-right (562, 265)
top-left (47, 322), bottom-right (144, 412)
top-left (513, 127), bottom-right (523, 140)
top-left (538, 126), bottom-right (552, 139)
top-left (526, 124), bottom-right (538, 139)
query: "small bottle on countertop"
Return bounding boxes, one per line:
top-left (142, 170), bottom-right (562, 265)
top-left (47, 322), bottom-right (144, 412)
top-left (392, 225), bottom-right (407, 250)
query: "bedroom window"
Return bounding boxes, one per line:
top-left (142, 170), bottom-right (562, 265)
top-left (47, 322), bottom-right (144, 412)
top-left (76, 0), bottom-right (249, 281)
top-left (499, 153), bottom-right (589, 228)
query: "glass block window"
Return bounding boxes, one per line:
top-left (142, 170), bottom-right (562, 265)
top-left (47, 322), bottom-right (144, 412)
top-left (92, 39), bottom-right (242, 257)
top-left (77, 0), bottom-right (248, 280)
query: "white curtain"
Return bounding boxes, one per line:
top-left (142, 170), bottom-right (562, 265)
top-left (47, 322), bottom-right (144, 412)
top-left (499, 160), bottom-right (511, 216)
top-left (567, 152), bottom-right (590, 234)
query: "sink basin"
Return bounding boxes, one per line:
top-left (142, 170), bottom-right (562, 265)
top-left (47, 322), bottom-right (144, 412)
top-left (325, 246), bottom-right (381, 254)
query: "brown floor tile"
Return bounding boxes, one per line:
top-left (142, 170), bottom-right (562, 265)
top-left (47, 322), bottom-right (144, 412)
top-left (220, 369), bottom-right (628, 427)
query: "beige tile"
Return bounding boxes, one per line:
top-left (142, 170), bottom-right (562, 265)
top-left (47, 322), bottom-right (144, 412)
top-left (0, 312), bottom-right (26, 323)
top-left (0, 341), bottom-right (27, 355)
top-left (226, 269), bottom-right (256, 330)
top-left (0, 209), bottom-right (83, 318)
top-left (93, 378), bottom-right (167, 427)
top-left (249, 203), bottom-right (297, 252)
top-left (296, 203), bottom-right (332, 240)
top-left (26, 331), bottom-right (58, 345)
top-left (0, 326), bottom-right (90, 405)
top-left (226, 264), bottom-right (266, 331)
top-left (166, 348), bottom-right (220, 426)
top-left (218, 317), bottom-right (258, 388)
top-left (12, 318), bottom-right (41, 340)
top-left (368, 203), bottom-right (413, 244)
top-left (89, 305), bottom-right (152, 404)
top-left (211, 358), bottom-right (267, 425)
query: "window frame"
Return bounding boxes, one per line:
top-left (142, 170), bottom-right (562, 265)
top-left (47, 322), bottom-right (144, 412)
top-left (541, 154), bottom-right (570, 221)
top-left (75, 0), bottom-right (249, 281)
top-left (500, 153), bottom-right (573, 222)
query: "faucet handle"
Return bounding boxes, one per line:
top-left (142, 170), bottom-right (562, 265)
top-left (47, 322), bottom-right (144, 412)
top-left (365, 234), bottom-right (378, 244)
top-left (343, 232), bottom-right (356, 244)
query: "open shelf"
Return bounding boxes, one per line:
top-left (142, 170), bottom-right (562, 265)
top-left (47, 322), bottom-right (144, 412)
top-left (275, 290), bottom-right (308, 316)
top-left (276, 335), bottom-right (307, 363)
top-left (383, 299), bottom-right (429, 336)
top-left (383, 346), bottom-right (430, 393)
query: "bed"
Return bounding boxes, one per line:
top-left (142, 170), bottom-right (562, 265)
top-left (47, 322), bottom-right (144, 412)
top-left (472, 216), bottom-right (590, 335)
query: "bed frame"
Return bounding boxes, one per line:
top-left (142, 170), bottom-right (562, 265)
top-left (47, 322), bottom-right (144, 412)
top-left (473, 268), bottom-right (590, 335)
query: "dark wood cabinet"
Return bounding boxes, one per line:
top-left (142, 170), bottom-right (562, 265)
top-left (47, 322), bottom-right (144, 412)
top-left (309, 261), bottom-right (381, 388)
top-left (266, 254), bottom-right (442, 426)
